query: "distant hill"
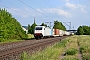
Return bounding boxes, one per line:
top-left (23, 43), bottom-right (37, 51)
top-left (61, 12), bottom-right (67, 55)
top-left (0, 9), bottom-right (27, 41)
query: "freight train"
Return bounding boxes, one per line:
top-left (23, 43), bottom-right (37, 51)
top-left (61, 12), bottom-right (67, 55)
top-left (34, 26), bottom-right (74, 39)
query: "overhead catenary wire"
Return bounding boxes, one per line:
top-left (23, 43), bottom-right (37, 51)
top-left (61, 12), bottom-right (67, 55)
top-left (17, 0), bottom-right (58, 29)
top-left (18, 0), bottom-right (54, 20)
top-left (45, 0), bottom-right (65, 28)
top-left (18, 0), bottom-right (71, 29)
top-left (30, 0), bottom-right (49, 16)
top-left (44, 0), bottom-right (51, 8)
top-left (50, 0), bottom-right (62, 20)
top-left (44, 0), bottom-right (57, 26)
top-left (44, 0), bottom-right (54, 18)
top-left (48, 0), bottom-right (52, 8)
top-left (30, 0), bottom-right (54, 28)
top-left (0, 0), bottom-right (54, 26)
top-left (0, 4), bottom-right (29, 17)
top-left (44, 0), bottom-right (62, 22)
top-left (18, 0), bottom-right (60, 20)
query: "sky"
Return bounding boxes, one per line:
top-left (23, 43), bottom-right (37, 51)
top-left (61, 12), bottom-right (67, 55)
top-left (0, 0), bottom-right (90, 30)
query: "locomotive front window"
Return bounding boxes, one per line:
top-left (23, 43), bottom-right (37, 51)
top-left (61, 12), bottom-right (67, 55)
top-left (35, 27), bottom-right (42, 30)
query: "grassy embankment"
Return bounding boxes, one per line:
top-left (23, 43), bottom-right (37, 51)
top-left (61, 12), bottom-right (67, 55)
top-left (61, 35), bottom-right (90, 60)
top-left (0, 34), bottom-right (34, 44)
top-left (78, 35), bottom-right (90, 60)
top-left (62, 35), bottom-right (79, 60)
top-left (20, 36), bottom-right (72, 60)
top-left (20, 35), bottom-right (90, 60)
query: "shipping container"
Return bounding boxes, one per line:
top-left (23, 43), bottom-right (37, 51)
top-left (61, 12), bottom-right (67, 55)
top-left (59, 30), bottom-right (64, 36)
top-left (52, 29), bottom-right (59, 36)
top-left (44, 27), bottom-right (52, 36)
top-left (54, 29), bottom-right (59, 35)
top-left (66, 32), bottom-right (70, 35)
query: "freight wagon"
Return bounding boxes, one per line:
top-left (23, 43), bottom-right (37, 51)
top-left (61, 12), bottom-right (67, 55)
top-left (53, 29), bottom-right (64, 37)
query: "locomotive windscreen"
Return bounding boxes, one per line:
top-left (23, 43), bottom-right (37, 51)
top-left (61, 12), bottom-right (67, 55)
top-left (35, 27), bottom-right (42, 30)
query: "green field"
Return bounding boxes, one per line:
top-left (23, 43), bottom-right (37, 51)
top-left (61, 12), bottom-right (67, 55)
top-left (20, 35), bottom-right (90, 60)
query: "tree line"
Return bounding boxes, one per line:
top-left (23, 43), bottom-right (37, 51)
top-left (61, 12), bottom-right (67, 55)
top-left (28, 20), bottom-right (66, 34)
top-left (76, 26), bottom-right (90, 35)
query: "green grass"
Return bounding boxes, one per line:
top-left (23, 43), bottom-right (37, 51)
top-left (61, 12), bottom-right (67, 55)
top-left (21, 35), bottom-right (90, 60)
top-left (20, 37), bottom-right (71, 60)
top-left (62, 56), bottom-right (79, 60)
top-left (77, 35), bottom-right (90, 60)
top-left (61, 36), bottom-right (79, 59)
top-left (20, 52), bottom-right (30, 60)
top-left (20, 45), bottom-right (64, 60)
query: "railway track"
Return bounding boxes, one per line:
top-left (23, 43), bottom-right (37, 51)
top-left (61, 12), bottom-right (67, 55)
top-left (0, 36), bottom-right (69, 60)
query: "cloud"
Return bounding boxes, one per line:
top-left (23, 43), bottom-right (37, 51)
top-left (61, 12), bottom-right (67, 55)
top-left (64, 0), bottom-right (69, 2)
top-left (36, 8), bottom-right (71, 17)
top-left (77, 4), bottom-right (87, 13)
top-left (37, 8), bottom-right (43, 13)
top-left (56, 9), bottom-right (72, 17)
top-left (2, 6), bottom-right (72, 19)
top-left (6, 8), bottom-right (29, 18)
top-left (81, 8), bottom-right (87, 13)
top-left (65, 3), bottom-right (77, 9)
top-left (65, 3), bottom-right (87, 13)
top-left (6, 8), bottom-right (37, 18)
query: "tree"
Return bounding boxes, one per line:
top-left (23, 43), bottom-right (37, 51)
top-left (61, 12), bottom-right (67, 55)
top-left (28, 24), bottom-right (31, 34)
top-left (30, 22), bottom-right (37, 34)
top-left (53, 20), bottom-right (66, 30)
top-left (82, 26), bottom-right (89, 35)
top-left (76, 26), bottom-right (84, 35)
top-left (89, 26), bottom-right (90, 35)
top-left (40, 23), bottom-right (47, 27)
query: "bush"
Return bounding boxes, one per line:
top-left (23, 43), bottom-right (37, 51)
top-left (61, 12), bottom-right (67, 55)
top-left (66, 48), bottom-right (78, 55)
